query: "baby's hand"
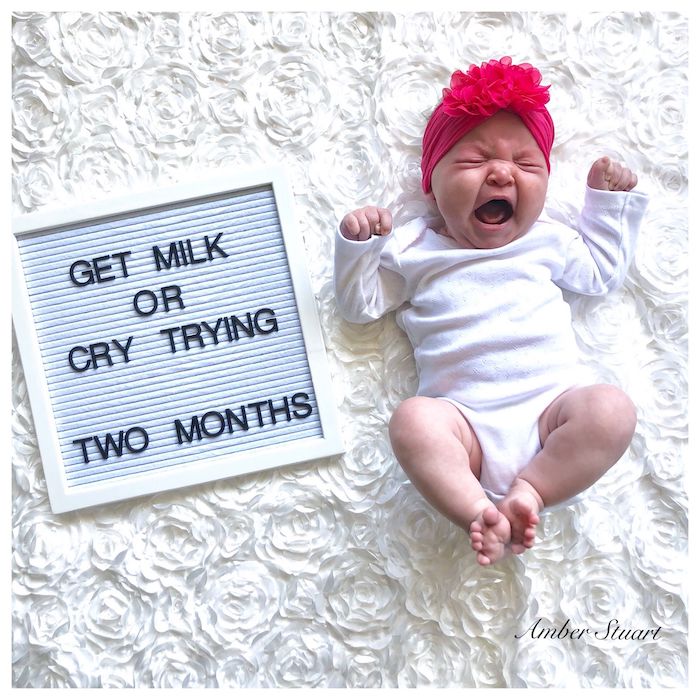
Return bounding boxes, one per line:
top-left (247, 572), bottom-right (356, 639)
top-left (339, 206), bottom-right (393, 241)
top-left (587, 156), bottom-right (638, 192)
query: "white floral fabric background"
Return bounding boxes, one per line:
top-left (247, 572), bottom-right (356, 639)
top-left (11, 12), bottom-right (688, 688)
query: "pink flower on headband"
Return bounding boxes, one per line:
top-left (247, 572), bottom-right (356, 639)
top-left (441, 56), bottom-right (550, 118)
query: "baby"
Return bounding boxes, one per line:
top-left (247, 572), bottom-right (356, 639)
top-left (334, 57), bottom-right (648, 565)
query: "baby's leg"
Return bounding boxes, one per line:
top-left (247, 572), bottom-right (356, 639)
top-left (500, 384), bottom-right (637, 548)
top-left (389, 397), bottom-right (510, 565)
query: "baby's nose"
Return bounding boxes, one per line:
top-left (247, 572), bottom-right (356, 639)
top-left (486, 161), bottom-right (515, 185)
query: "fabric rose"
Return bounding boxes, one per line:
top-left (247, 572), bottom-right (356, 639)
top-left (470, 639), bottom-right (508, 687)
top-left (626, 68), bottom-right (687, 160)
top-left (49, 13), bottom-right (148, 85)
top-left (254, 481), bottom-right (347, 575)
top-left (207, 80), bottom-right (249, 133)
top-left (378, 486), bottom-right (459, 580)
top-left (576, 646), bottom-right (622, 687)
top-left (217, 511), bottom-right (257, 560)
top-left (120, 59), bottom-right (205, 159)
top-left (566, 13), bottom-right (655, 83)
top-left (186, 13), bottom-right (254, 72)
top-left (264, 12), bottom-right (314, 50)
top-left (630, 211), bottom-right (687, 302)
top-left (24, 595), bottom-right (70, 647)
top-left (12, 14), bottom-right (56, 67)
top-left (569, 495), bottom-right (626, 556)
top-left (75, 576), bottom-right (152, 661)
top-left (152, 586), bottom-right (197, 639)
top-left (343, 646), bottom-right (387, 687)
top-left (321, 425), bottom-right (402, 514)
top-left (215, 652), bottom-right (260, 688)
top-left (123, 503), bottom-right (223, 592)
top-left (622, 639), bottom-right (687, 688)
top-left (644, 437), bottom-right (686, 498)
top-left (318, 549), bottom-right (403, 650)
top-left (559, 554), bottom-right (640, 629)
top-left (90, 522), bottom-right (132, 572)
top-left (148, 14), bottom-right (183, 58)
top-left (319, 13), bottom-right (380, 63)
top-left (309, 123), bottom-right (391, 215)
top-left (516, 507), bottom-right (583, 562)
top-left (197, 560), bottom-right (282, 647)
top-left (13, 513), bottom-right (90, 594)
top-left (646, 300), bottom-right (687, 353)
top-left (441, 57), bottom-right (550, 117)
top-left (627, 488), bottom-right (687, 594)
top-left (135, 634), bottom-right (216, 687)
top-left (261, 621), bottom-right (347, 687)
top-left (448, 14), bottom-right (533, 64)
top-left (14, 646), bottom-right (93, 687)
top-left (374, 56), bottom-right (448, 148)
top-left (648, 583), bottom-right (687, 633)
top-left (57, 134), bottom-right (153, 200)
top-left (12, 69), bottom-right (74, 159)
top-left (279, 573), bottom-right (325, 621)
top-left (440, 562), bottom-right (534, 638)
top-left (526, 14), bottom-right (568, 61)
top-left (635, 356), bottom-right (687, 440)
top-left (13, 159), bottom-right (60, 212)
top-left (397, 621), bottom-right (474, 687)
top-left (254, 53), bottom-right (334, 148)
top-left (570, 286), bottom-right (646, 361)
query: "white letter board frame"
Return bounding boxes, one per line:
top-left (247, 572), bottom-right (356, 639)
top-left (12, 165), bottom-right (343, 514)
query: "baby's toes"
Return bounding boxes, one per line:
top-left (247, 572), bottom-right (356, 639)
top-left (521, 524), bottom-right (538, 547)
top-left (476, 552), bottom-right (492, 566)
top-left (470, 531), bottom-right (484, 551)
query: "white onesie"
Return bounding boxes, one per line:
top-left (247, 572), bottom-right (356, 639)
top-left (334, 187), bottom-right (648, 501)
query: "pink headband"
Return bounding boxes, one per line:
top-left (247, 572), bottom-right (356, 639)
top-left (421, 57), bottom-right (555, 194)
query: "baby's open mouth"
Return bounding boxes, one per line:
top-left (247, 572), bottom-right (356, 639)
top-left (474, 199), bottom-right (513, 225)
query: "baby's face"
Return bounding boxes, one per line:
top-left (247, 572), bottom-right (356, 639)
top-left (429, 111), bottom-right (549, 249)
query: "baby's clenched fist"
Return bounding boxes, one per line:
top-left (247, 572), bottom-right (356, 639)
top-left (340, 206), bottom-right (393, 241)
top-left (587, 156), bottom-right (638, 192)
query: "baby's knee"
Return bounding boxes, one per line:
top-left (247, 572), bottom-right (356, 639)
top-left (388, 396), bottom-right (435, 448)
top-left (583, 384), bottom-right (637, 447)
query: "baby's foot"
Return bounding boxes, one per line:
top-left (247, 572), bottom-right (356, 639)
top-left (469, 505), bottom-right (512, 566)
top-left (498, 479), bottom-right (542, 554)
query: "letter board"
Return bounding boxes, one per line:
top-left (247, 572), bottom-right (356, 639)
top-left (12, 166), bottom-right (343, 513)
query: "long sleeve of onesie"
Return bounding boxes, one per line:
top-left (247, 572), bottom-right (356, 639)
top-left (554, 186), bottom-right (648, 295)
top-left (333, 222), bottom-right (414, 323)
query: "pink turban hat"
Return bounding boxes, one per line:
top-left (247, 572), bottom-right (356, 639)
top-left (421, 57), bottom-right (555, 194)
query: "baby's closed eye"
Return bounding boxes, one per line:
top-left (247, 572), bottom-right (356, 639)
top-left (515, 160), bottom-right (545, 171)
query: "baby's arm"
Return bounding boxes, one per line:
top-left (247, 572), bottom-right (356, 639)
top-left (334, 206), bottom-right (409, 323)
top-left (554, 156), bottom-right (648, 295)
